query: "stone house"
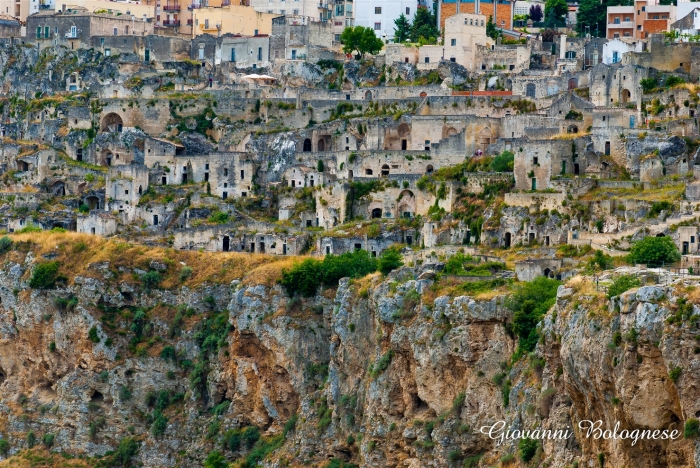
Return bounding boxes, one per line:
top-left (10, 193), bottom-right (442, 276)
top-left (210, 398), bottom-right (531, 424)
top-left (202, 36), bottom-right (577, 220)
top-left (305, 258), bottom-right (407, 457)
top-left (0, 14), bottom-right (21, 37)
top-left (587, 63), bottom-right (648, 107)
top-left (105, 164), bottom-right (149, 214)
top-left (27, 7), bottom-right (154, 51)
top-left (191, 33), bottom-right (270, 69)
top-left (77, 212), bottom-right (118, 236)
top-left (316, 230), bottom-right (416, 256)
top-left (442, 13), bottom-right (491, 71)
top-left (677, 225), bottom-right (700, 255)
top-left (173, 225), bottom-right (308, 254)
top-left (91, 34), bottom-right (191, 62)
top-left (269, 15), bottom-right (333, 62)
top-left (515, 258), bottom-right (565, 281)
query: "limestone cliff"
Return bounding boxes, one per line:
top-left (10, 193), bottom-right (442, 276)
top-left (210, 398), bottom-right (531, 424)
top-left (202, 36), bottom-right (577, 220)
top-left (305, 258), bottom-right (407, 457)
top-left (0, 233), bottom-right (697, 468)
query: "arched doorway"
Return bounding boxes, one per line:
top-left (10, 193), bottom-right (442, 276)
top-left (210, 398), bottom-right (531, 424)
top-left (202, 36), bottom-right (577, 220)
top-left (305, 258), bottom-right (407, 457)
top-left (621, 89), bottom-right (631, 104)
top-left (101, 113), bottom-right (123, 133)
top-left (303, 139), bottom-right (312, 152)
top-left (444, 127), bottom-right (458, 137)
top-left (397, 190), bottom-right (416, 218)
top-left (567, 124), bottom-right (578, 133)
top-left (426, 165), bottom-right (434, 174)
top-left (318, 139), bottom-right (325, 151)
top-left (371, 208), bottom-right (382, 218)
top-left (85, 195), bottom-right (100, 210)
top-left (568, 78), bottom-right (578, 90)
top-left (504, 232), bottom-right (511, 248)
top-left (543, 268), bottom-right (552, 277)
top-left (365, 90), bottom-right (372, 100)
top-left (101, 150), bottom-right (113, 166)
top-left (381, 164), bottom-right (390, 176)
top-left (478, 127), bottom-right (492, 151)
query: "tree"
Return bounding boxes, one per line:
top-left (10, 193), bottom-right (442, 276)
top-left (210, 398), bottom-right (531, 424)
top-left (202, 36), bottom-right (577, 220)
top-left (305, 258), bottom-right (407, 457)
top-left (377, 246), bottom-right (403, 275)
top-left (410, 7), bottom-right (439, 43)
top-left (490, 150), bottom-right (514, 172)
top-left (340, 26), bottom-right (384, 58)
top-left (394, 13), bottom-right (411, 43)
top-left (544, 0), bottom-right (568, 27)
top-left (628, 236), bottom-right (681, 265)
top-left (204, 451), bottom-right (228, 468)
top-left (486, 15), bottom-right (501, 40)
top-left (529, 4), bottom-right (543, 22)
top-left (577, 0), bottom-right (631, 37)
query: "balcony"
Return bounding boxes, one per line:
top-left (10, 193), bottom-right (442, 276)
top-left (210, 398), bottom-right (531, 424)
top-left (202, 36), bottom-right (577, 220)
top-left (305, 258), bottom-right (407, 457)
top-left (39, 4), bottom-right (52, 9)
top-left (187, 18), bottom-right (193, 24)
top-left (162, 19), bottom-right (180, 26)
top-left (319, 3), bottom-right (329, 8)
top-left (163, 3), bottom-right (180, 11)
top-left (222, 0), bottom-right (230, 5)
top-left (608, 21), bottom-right (634, 28)
top-left (188, 3), bottom-right (202, 9)
top-left (65, 32), bottom-right (79, 38)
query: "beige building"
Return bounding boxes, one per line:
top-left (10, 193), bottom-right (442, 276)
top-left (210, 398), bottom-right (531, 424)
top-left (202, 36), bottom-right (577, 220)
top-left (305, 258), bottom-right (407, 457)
top-left (443, 12), bottom-right (491, 71)
top-left (189, 4), bottom-right (276, 37)
top-left (56, 0), bottom-right (154, 19)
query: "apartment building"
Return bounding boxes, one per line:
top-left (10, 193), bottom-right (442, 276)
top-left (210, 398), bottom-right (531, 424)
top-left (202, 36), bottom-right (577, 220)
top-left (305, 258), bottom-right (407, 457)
top-left (355, 0), bottom-right (423, 41)
top-left (606, 0), bottom-right (675, 39)
top-left (438, 0), bottom-right (512, 31)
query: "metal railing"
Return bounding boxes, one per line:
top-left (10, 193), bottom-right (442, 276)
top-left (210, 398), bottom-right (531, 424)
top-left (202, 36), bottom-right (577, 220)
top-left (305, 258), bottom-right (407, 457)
top-left (163, 4), bottom-right (181, 11)
top-left (162, 19), bottom-right (181, 26)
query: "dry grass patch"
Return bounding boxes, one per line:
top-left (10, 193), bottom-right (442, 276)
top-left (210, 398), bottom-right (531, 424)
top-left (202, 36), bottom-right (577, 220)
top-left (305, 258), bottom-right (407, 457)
top-left (0, 449), bottom-right (96, 467)
top-left (6, 232), bottom-right (305, 289)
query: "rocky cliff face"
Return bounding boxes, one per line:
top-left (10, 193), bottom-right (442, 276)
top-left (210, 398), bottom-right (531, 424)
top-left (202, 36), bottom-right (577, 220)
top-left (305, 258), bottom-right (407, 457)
top-left (0, 234), bottom-right (697, 467)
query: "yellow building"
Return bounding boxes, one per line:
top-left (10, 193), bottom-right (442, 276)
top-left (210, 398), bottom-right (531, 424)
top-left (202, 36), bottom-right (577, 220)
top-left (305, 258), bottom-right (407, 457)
top-left (189, 4), bottom-right (276, 37)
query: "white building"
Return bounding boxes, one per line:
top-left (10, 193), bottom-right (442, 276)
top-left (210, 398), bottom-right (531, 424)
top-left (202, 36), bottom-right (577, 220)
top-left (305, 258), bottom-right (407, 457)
top-left (443, 12), bottom-right (491, 70)
top-left (514, 0), bottom-right (545, 17)
top-left (671, 7), bottom-right (700, 38)
top-left (354, 0), bottom-right (427, 41)
top-left (602, 37), bottom-right (644, 64)
top-left (248, 0), bottom-right (326, 19)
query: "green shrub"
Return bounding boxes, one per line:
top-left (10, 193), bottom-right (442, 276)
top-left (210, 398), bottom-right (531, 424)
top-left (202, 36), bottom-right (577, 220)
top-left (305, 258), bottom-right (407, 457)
top-left (240, 434), bottom-right (285, 468)
top-left (119, 385), bottom-right (132, 401)
top-left (283, 414), bottom-right (299, 437)
top-left (204, 451), bottom-right (228, 468)
top-left (29, 261), bottom-right (61, 289)
top-left (490, 150), bottom-right (514, 172)
top-left (151, 409), bottom-right (168, 436)
top-left (26, 431), bottom-right (36, 448)
top-left (369, 350), bottom-right (394, 379)
top-left (377, 246), bottom-right (403, 275)
top-left (160, 345), bottom-right (176, 360)
top-left (647, 201), bottom-right (672, 218)
top-left (208, 211), bottom-right (229, 224)
top-left (684, 418), bottom-right (700, 438)
top-left (607, 275), bottom-right (640, 299)
top-left (105, 437), bottom-right (139, 467)
top-left (0, 439), bottom-right (9, 456)
top-left (452, 392), bottom-right (465, 414)
top-left (41, 433), bottom-right (54, 447)
top-left (509, 277), bottom-right (560, 355)
top-left (88, 326), bottom-right (100, 343)
top-left (0, 236), bottom-right (12, 254)
top-left (179, 266), bottom-right (193, 282)
top-left (141, 271), bottom-right (162, 290)
top-left (280, 250), bottom-right (378, 297)
top-left (519, 437), bottom-right (538, 462)
top-left (669, 366), bottom-right (682, 383)
top-left (627, 236), bottom-right (680, 266)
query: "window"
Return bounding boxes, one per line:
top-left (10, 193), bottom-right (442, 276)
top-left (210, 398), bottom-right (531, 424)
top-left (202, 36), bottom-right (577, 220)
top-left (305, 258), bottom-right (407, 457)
top-left (374, 22), bottom-right (381, 30)
top-left (623, 16), bottom-right (630, 21)
top-left (54, 26), bottom-right (58, 34)
top-left (614, 33), bottom-right (620, 38)
top-left (637, 25), bottom-right (642, 30)
top-left (406, 7), bottom-right (410, 15)
top-left (451, 38), bottom-right (456, 46)
top-left (105, 48), bottom-right (111, 56)
top-left (254, 29), bottom-right (258, 35)
top-left (205, 19), bottom-right (209, 29)
top-left (36, 26), bottom-right (41, 38)
top-left (70, 26), bottom-right (76, 37)
top-left (44, 26), bottom-right (49, 38)
top-left (113, 27), bottom-right (117, 35)
top-left (224, 168), bottom-right (229, 176)
top-left (374, 6), bottom-right (381, 13)
top-left (614, 17), bottom-right (620, 24)
top-left (240, 170), bottom-right (244, 179)
top-left (425, 56), bottom-right (429, 63)
top-left (258, 47), bottom-right (262, 60)
top-left (231, 48), bottom-right (236, 62)
top-left (642, 6), bottom-right (645, 10)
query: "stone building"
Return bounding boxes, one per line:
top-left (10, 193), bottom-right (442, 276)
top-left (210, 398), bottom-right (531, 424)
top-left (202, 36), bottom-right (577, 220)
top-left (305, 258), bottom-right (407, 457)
top-left (27, 7), bottom-right (154, 50)
top-left (105, 164), bottom-right (149, 212)
top-left (191, 33), bottom-right (270, 69)
top-left (270, 15), bottom-right (334, 62)
top-left (442, 13), bottom-right (491, 71)
top-left (438, 0), bottom-right (513, 31)
top-left (91, 34), bottom-right (191, 62)
top-left (77, 212), bottom-right (118, 236)
top-left (0, 14), bottom-right (20, 37)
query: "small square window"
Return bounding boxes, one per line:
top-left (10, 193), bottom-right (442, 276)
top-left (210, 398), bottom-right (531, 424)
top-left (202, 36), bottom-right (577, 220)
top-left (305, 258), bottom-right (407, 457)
top-left (374, 22), bottom-right (381, 30)
top-left (451, 38), bottom-right (456, 46)
top-left (374, 6), bottom-right (381, 14)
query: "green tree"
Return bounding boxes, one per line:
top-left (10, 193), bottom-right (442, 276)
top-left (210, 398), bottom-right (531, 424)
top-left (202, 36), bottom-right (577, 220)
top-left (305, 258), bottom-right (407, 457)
top-left (486, 15), bottom-right (500, 40)
top-left (519, 438), bottom-right (539, 462)
top-left (509, 277), bottom-right (560, 355)
top-left (627, 236), bottom-right (681, 266)
top-left (410, 7), bottom-right (439, 42)
top-left (394, 13), bottom-right (411, 43)
top-left (340, 26), bottom-right (384, 58)
top-left (544, 0), bottom-right (568, 27)
top-left (377, 246), bottom-right (404, 275)
top-left (490, 150), bottom-right (514, 172)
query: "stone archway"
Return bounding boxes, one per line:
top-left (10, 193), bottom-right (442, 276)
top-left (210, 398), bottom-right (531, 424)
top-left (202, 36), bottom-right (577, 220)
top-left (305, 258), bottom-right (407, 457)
top-left (567, 124), bottom-right (579, 134)
top-left (303, 139), bottom-right (312, 152)
top-left (621, 89), bottom-right (631, 104)
top-left (397, 190), bottom-right (416, 218)
top-left (381, 164), bottom-right (390, 176)
top-left (101, 113), bottom-right (123, 133)
top-left (478, 127), bottom-right (492, 151)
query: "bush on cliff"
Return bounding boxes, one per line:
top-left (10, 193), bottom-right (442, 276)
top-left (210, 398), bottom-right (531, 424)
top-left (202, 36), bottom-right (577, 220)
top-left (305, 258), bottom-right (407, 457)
top-left (29, 261), bottom-right (62, 289)
top-left (509, 276), bottom-right (560, 356)
top-left (280, 249), bottom-right (381, 297)
top-left (627, 236), bottom-right (680, 266)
